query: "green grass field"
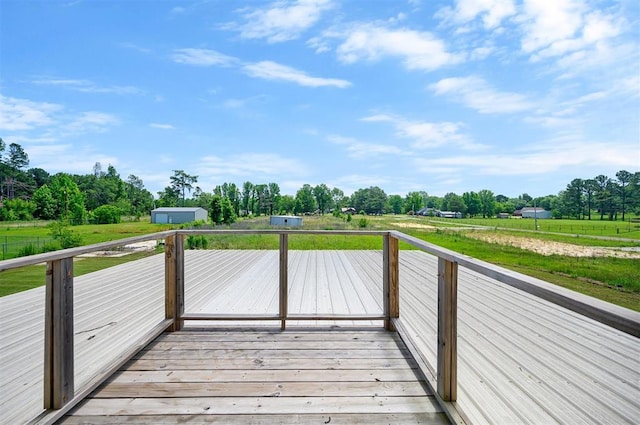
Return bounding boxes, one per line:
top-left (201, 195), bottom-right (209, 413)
top-left (1, 215), bottom-right (639, 311)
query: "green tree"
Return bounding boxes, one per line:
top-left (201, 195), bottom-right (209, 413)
top-left (6, 142), bottom-right (29, 170)
top-left (462, 192), bottom-right (481, 217)
top-left (242, 181), bottom-right (254, 215)
top-left (221, 196), bottom-right (237, 224)
top-left (210, 195), bottom-right (223, 224)
top-left (387, 194), bottom-right (403, 214)
top-left (49, 173), bottom-right (87, 224)
top-left (331, 187), bottom-right (348, 210)
top-left (564, 178), bottom-right (584, 219)
top-left (616, 170), bottom-right (633, 221)
top-left (170, 170), bottom-right (198, 206)
top-left (313, 184), bottom-right (332, 214)
top-left (351, 186), bottom-right (387, 215)
top-left (478, 189), bottom-right (496, 218)
top-left (32, 184), bottom-right (57, 219)
top-left (279, 194), bottom-right (295, 214)
top-left (294, 184), bottom-right (317, 214)
top-left (404, 192), bottom-right (423, 214)
top-left (157, 186), bottom-right (180, 207)
top-left (442, 192), bottom-right (466, 214)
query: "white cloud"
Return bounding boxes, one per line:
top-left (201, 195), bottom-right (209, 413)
top-left (0, 95), bottom-right (62, 131)
top-left (413, 139), bottom-right (638, 177)
top-left (243, 61), bottom-right (351, 88)
top-left (327, 134), bottom-right (405, 158)
top-left (31, 78), bottom-right (141, 95)
top-left (436, 0), bottom-right (516, 29)
top-left (430, 76), bottom-right (533, 114)
top-left (171, 48), bottom-right (237, 66)
top-left (231, 0), bottom-right (335, 43)
top-left (333, 24), bottom-right (463, 71)
top-left (149, 123), bottom-right (176, 130)
top-left (362, 114), bottom-right (485, 150)
top-left (65, 112), bottom-right (119, 133)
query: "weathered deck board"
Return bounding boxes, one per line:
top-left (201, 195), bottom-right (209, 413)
top-left (60, 329), bottom-right (447, 424)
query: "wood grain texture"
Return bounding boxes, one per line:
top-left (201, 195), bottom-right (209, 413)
top-left (62, 329), bottom-right (444, 423)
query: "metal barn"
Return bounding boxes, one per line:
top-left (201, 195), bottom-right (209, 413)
top-left (151, 207), bottom-right (208, 224)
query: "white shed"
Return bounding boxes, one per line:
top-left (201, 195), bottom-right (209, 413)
top-left (521, 207), bottom-right (552, 219)
top-left (270, 215), bottom-right (303, 227)
top-left (151, 207), bottom-right (208, 224)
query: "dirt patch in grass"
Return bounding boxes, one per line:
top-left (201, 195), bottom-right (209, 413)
top-left (465, 232), bottom-right (640, 259)
top-left (391, 222), bottom-right (436, 230)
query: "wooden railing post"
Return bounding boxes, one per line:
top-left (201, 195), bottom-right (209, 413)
top-left (279, 233), bottom-right (288, 330)
top-left (383, 234), bottom-right (399, 330)
top-left (44, 258), bottom-right (74, 409)
top-left (165, 233), bottom-right (184, 332)
top-left (437, 257), bottom-right (458, 401)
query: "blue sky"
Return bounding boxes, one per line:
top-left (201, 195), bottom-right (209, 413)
top-left (1, 0), bottom-right (638, 198)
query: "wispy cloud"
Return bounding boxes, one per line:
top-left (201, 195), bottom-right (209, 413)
top-left (243, 61), bottom-right (351, 88)
top-left (171, 48), bottom-right (238, 66)
top-left (329, 23), bottom-right (463, 71)
top-left (430, 76), bottom-right (533, 114)
top-left (327, 134), bottom-right (405, 158)
top-left (31, 78), bottom-right (141, 95)
top-left (65, 112), bottom-right (119, 133)
top-left (228, 0), bottom-right (335, 43)
top-left (362, 114), bottom-right (486, 150)
top-left (413, 138), bottom-right (638, 177)
top-left (435, 0), bottom-right (516, 29)
top-left (149, 123), bottom-right (176, 130)
top-left (0, 95), bottom-right (61, 131)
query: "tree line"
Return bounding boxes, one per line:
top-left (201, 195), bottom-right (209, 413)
top-left (1, 139), bottom-right (639, 224)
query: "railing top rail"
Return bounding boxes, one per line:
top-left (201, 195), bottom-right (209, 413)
top-left (390, 230), bottom-right (640, 337)
top-left (176, 229), bottom-right (389, 236)
top-left (0, 230), bottom-right (175, 272)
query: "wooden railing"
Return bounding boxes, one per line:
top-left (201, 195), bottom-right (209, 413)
top-left (1, 229), bottom-right (638, 425)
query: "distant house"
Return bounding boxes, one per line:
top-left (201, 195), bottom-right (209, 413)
top-left (341, 207), bottom-right (357, 214)
top-left (497, 213), bottom-right (511, 219)
top-left (520, 207), bottom-right (552, 219)
top-left (151, 207), bottom-right (208, 224)
top-left (270, 215), bottom-right (303, 227)
top-left (415, 208), bottom-right (436, 216)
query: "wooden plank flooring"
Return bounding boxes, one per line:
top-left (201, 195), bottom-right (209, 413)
top-left (59, 329), bottom-right (449, 424)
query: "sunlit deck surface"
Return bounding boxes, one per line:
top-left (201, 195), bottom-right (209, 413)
top-left (2, 249), bottom-right (639, 424)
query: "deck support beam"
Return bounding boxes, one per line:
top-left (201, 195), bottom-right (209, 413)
top-left (437, 257), bottom-right (458, 402)
top-left (44, 258), bottom-right (74, 409)
top-left (165, 233), bottom-right (184, 332)
top-left (279, 233), bottom-right (289, 330)
top-left (383, 234), bottom-right (399, 331)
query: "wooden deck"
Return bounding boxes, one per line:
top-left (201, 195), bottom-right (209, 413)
top-left (58, 328), bottom-right (448, 424)
top-left (2, 246), bottom-right (640, 424)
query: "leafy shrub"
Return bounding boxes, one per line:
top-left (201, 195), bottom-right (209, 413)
top-left (346, 214), bottom-right (352, 223)
top-left (358, 217), bottom-right (368, 228)
top-left (17, 244), bottom-right (39, 257)
top-left (49, 221), bottom-right (83, 249)
top-left (91, 205), bottom-right (122, 224)
top-left (186, 235), bottom-right (209, 249)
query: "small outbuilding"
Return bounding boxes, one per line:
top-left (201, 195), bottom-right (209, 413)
top-left (270, 215), bottom-right (303, 227)
top-left (520, 207), bottom-right (552, 219)
top-left (151, 207), bottom-right (208, 224)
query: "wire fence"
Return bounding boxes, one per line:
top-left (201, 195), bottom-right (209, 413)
top-left (1, 237), bottom-right (55, 260)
